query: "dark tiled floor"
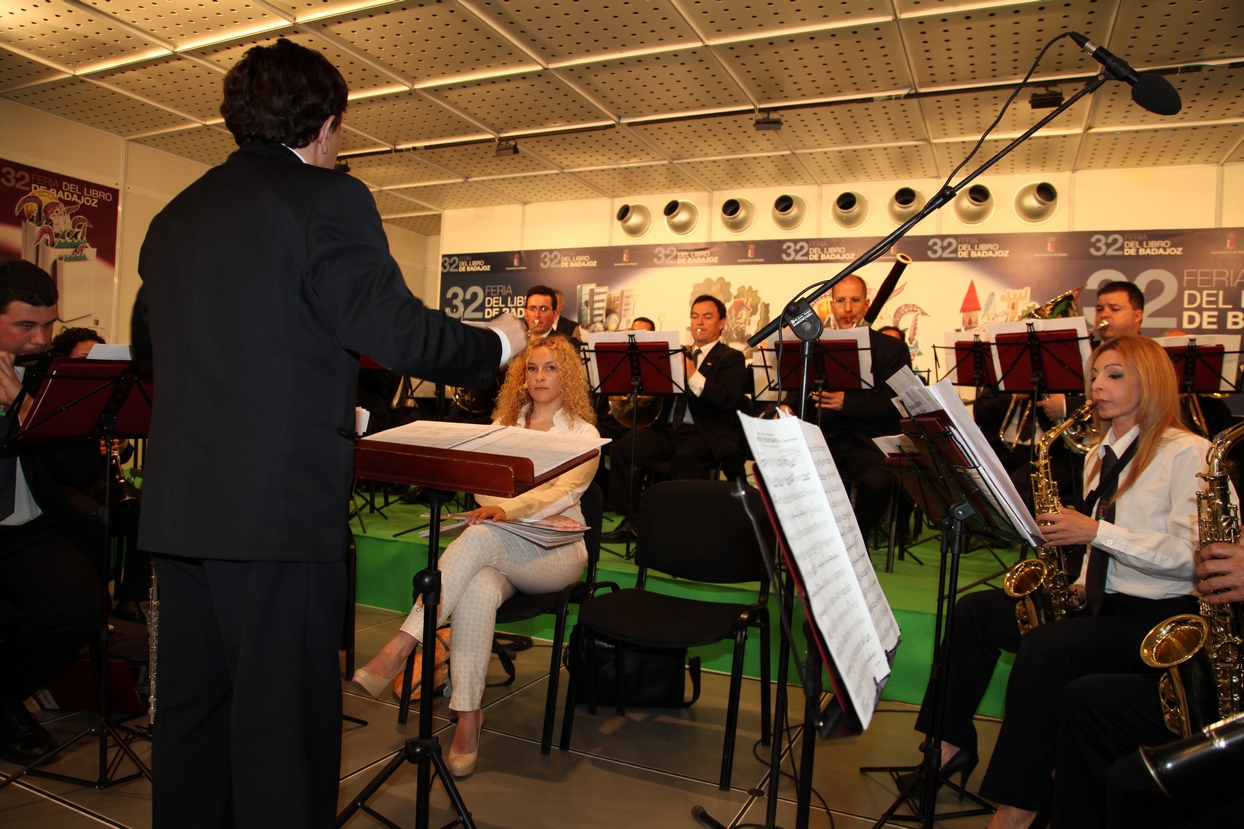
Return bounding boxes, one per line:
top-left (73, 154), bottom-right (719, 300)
top-left (1, 604), bottom-right (999, 828)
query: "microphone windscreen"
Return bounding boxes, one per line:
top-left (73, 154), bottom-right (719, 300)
top-left (1132, 73), bottom-right (1182, 116)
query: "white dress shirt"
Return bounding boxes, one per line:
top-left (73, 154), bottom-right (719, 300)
top-left (1074, 425), bottom-right (1210, 600)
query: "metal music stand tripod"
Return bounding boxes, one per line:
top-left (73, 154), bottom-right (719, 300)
top-left (0, 356), bottom-right (153, 793)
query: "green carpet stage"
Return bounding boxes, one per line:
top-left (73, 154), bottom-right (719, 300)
top-left (350, 495), bottom-right (1022, 719)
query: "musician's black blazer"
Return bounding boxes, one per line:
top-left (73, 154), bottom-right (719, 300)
top-left (814, 328), bottom-right (911, 445)
top-left (686, 340), bottom-right (750, 460)
top-left (132, 141), bottom-right (501, 563)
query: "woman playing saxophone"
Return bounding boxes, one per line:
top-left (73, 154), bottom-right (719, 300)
top-left (906, 335), bottom-right (1208, 829)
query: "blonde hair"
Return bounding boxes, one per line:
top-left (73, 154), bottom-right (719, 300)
top-left (1084, 334), bottom-right (1190, 504)
top-left (492, 336), bottom-right (596, 428)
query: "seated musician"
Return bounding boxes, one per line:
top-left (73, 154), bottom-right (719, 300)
top-left (791, 275), bottom-right (910, 541)
top-left (605, 295), bottom-right (749, 528)
top-left (1052, 543), bottom-right (1244, 829)
top-left (593, 317), bottom-right (655, 503)
top-left (352, 336), bottom-right (598, 777)
top-left (0, 261), bottom-right (103, 764)
top-left (907, 335), bottom-right (1206, 829)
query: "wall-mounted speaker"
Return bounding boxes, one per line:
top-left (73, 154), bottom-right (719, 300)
top-left (887, 187), bottom-right (926, 224)
top-left (1014, 182), bottom-right (1059, 222)
top-left (772, 194), bottom-right (807, 231)
top-left (664, 199), bottom-right (699, 235)
top-left (720, 197), bottom-right (754, 232)
top-left (953, 184), bottom-right (994, 224)
top-left (831, 191), bottom-right (869, 229)
top-left (616, 203), bottom-right (651, 238)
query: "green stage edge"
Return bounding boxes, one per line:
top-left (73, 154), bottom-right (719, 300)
top-left (352, 503), bottom-right (1017, 719)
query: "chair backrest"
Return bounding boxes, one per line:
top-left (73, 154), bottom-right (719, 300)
top-left (580, 482), bottom-right (604, 580)
top-left (635, 480), bottom-right (775, 585)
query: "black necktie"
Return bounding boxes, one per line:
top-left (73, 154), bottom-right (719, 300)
top-left (1085, 445), bottom-right (1123, 615)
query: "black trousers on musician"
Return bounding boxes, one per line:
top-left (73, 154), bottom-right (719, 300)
top-left (607, 424), bottom-right (715, 515)
top-left (0, 517), bottom-right (102, 703)
top-left (826, 435), bottom-right (893, 541)
top-left (151, 555), bottom-right (346, 829)
top-left (977, 592), bottom-right (1196, 812)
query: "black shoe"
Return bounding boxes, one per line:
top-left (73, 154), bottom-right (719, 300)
top-left (0, 698), bottom-right (55, 765)
top-left (896, 748), bottom-right (979, 805)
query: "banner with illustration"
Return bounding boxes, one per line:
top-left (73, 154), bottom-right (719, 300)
top-left (0, 158), bottom-right (120, 340)
top-left (441, 227), bottom-right (1244, 384)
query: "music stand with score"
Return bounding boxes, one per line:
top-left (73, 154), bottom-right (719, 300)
top-left (0, 356), bottom-right (153, 792)
top-left (338, 431), bottom-right (599, 829)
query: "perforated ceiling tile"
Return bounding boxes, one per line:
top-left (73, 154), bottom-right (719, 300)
top-left (74, 1), bottom-right (287, 48)
top-left (186, 28), bottom-right (402, 97)
top-left (476, 172), bottom-right (608, 203)
top-left (675, 154), bottom-right (815, 188)
top-left (344, 90), bottom-right (489, 147)
top-left (1112, 0), bottom-right (1244, 66)
top-left (673, 0), bottom-right (892, 40)
top-left (339, 125), bottom-right (389, 154)
top-left (799, 144), bottom-right (939, 182)
top-left (308, 1), bottom-right (539, 86)
top-left (901, 2), bottom-right (1120, 90)
top-left (389, 180), bottom-right (519, 210)
top-left (631, 112), bottom-right (790, 157)
top-left (469, 0), bottom-right (701, 64)
top-left (1226, 141), bottom-right (1244, 164)
top-left (346, 152), bottom-right (458, 188)
top-left (520, 128), bottom-right (664, 168)
top-left (1079, 123), bottom-right (1244, 168)
top-left (559, 49), bottom-right (751, 118)
top-left (131, 124), bottom-right (238, 167)
top-left (413, 143), bottom-right (557, 178)
top-left (428, 71), bottom-right (610, 133)
top-left (0, 45), bottom-right (68, 90)
top-left (1089, 65), bottom-right (1244, 127)
top-left (572, 162), bottom-right (706, 196)
top-left (371, 188), bottom-right (443, 214)
top-left (0, 0), bottom-right (169, 71)
top-left (382, 213), bottom-right (443, 236)
top-left (94, 54), bottom-right (225, 122)
top-left (921, 86), bottom-right (1092, 141)
top-left (779, 99), bottom-right (929, 149)
top-left (3, 75), bottom-right (195, 136)
top-left (720, 23), bottom-right (912, 103)
top-left (932, 133), bottom-right (1081, 174)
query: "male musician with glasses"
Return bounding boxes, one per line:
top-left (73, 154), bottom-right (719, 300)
top-left (0, 260), bottom-right (102, 766)
top-left (132, 39), bottom-right (524, 829)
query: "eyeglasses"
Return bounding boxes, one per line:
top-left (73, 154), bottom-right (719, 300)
top-left (832, 297), bottom-right (867, 305)
top-left (525, 305), bottom-right (552, 313)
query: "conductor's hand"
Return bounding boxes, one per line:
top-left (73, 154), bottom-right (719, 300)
top-left (811, 390), bottom-right (845, 411)
top-left (462, 505), bottom-right (507, 525)
top-left (533, 514), bottom-right (584, 531)
top-left (1036, 510), bottom-right (1099, 546)
top-left (486, 312), bottom-right (528, 363)
top-left (1195, 542), bottom-right (1244, 604)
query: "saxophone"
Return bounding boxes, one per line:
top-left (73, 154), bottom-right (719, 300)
top-left (1140, 420), bottom-right (1244, 737)
top-left (1003, 400), bottom-right (1097, 633)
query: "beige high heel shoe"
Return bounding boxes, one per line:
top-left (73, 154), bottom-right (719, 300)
top-left (446, 710), bottom-right (484, 778)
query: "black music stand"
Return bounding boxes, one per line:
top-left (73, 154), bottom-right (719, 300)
top-left (338, 435), bottom-right (598, 829)
top-left (992, 320), bottom-right (1092, 455)
top-left (585, 334), bottom-right (684, 555)
top-left (0, 356), bottom-right (153, 792)
top-left (860, 414), bottom-right (1025, 828)
top-left (774, 330), bottom-right (871, 429)
top-left (937, 335), bottom-right (999, 391)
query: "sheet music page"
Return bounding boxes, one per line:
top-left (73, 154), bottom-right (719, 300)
top-left (778, 327), bottom-right (874, 387)
top-left (886, 367), bottom-right (1044, 546)
top-left (1155, 334), bottom-right (1242, 392)
top-left (739, 411), bottom-right (895, 729)
top-left (986, 317), bottom-right (1090, 392)
top-left (458, 426), bottom-right (610, 477)
top-left (360, 420), bottom-right (504, 449)
top-left (583, 331), bottom-right (685, 389)
top-left (86, 344), bottom-right (132, 360)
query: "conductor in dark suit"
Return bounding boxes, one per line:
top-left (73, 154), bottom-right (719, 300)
top-left (131, 40), bottom-right (525, 829)
top-left (0, 260), bottom-right (103, 766)
top-left (802, 274), bottom-right (911, 539)
top-left (606, 295), bottom-right (749, 522)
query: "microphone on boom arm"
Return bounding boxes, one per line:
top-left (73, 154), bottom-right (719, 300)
top-left (1069, 31), bottom-right (1182, 116)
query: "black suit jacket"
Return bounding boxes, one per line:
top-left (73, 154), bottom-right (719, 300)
top-left (133, 141), bottom-right (502, 563)
top-left (809, 328), bottom-right (911, 446)
top-left (685, 341), bottom-right (749, 460)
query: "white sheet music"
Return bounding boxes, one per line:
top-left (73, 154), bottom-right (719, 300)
top-left (739, 412), bottom-right (899, 729)
top-left (360, 421), bottom-right (504, 449)
top-left (361, 421), bottom-right (609, 477)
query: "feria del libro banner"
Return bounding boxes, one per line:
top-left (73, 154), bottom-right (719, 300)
top-left (440, 227), bottom-right (1244, 381)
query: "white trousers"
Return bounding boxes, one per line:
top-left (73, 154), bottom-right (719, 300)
top-left (399, 523), bottom-right (586, 711)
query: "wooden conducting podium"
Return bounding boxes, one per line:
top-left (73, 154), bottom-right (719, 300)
top-left (342, 422), bottom-right (601, 829)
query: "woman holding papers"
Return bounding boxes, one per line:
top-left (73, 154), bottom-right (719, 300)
top-left (354, 336), bottom-right (599, 776)
top-left (910, 335), bottom-right (1206, 829)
